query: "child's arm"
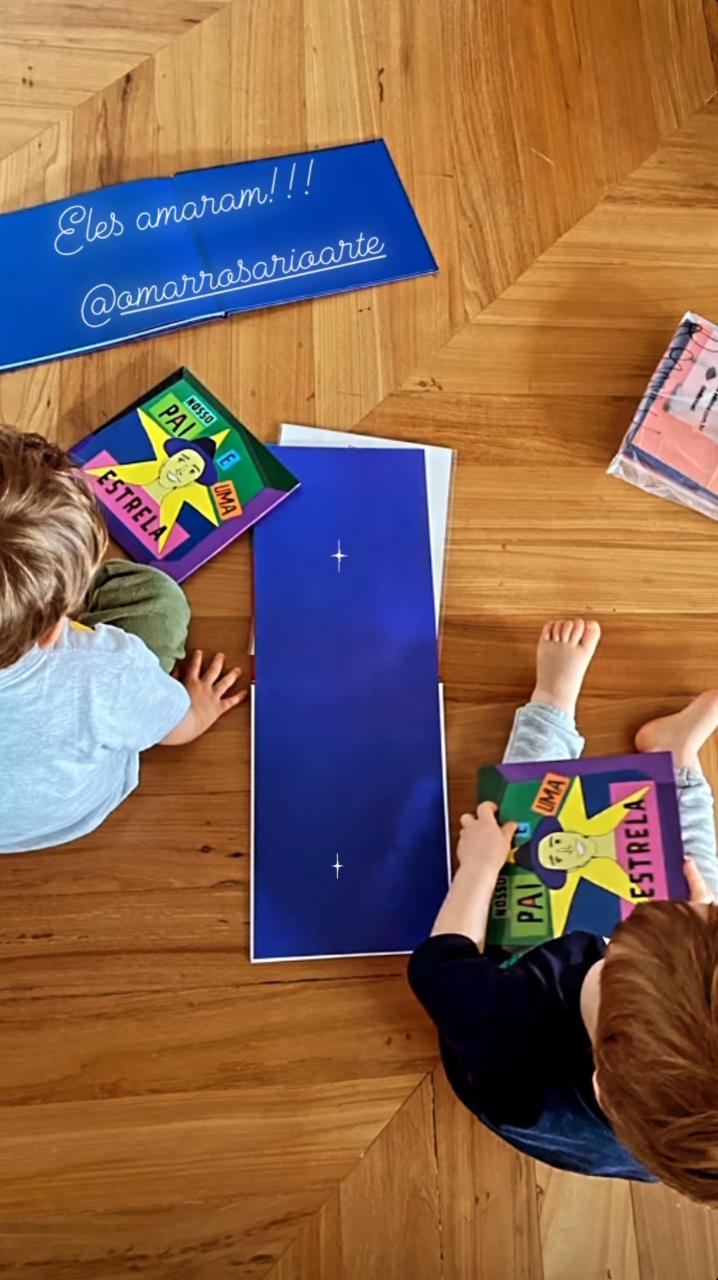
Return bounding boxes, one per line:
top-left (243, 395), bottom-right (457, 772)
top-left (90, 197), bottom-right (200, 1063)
top-left (161, 649), bottom-right (246, 746)
top-left (409, 804), bottom-right (546, 1126)
top-left (431, 802), bottom-right (516, 951)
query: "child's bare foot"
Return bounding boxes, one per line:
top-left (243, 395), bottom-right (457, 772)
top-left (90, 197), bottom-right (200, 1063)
top-left (635, 691), bottom-right (718, 770)
top-left (531, 619), bottom-right (601, 719)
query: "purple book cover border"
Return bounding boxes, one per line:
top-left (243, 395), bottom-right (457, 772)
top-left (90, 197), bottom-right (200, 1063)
top-left (102, 484), bottom-right (294, 582)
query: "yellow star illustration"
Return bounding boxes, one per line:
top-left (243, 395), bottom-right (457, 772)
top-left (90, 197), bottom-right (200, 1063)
top-left (559, 777), bottom-right (649, 836)
top-left (88, 408), bottom-right (230, 552)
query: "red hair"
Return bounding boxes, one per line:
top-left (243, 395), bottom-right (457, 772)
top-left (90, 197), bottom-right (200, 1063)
top-left (595, 900), bottom-right (718, 1203)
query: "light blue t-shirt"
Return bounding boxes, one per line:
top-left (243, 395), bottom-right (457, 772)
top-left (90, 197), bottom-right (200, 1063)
top-left (0, 622), bottom-right (190, 852)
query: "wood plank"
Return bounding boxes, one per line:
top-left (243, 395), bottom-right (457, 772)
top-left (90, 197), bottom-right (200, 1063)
top-left (433, 1066), bottom-right (544, 1280)
top-left (631, 1181), bottom-right (718, 1279)
top-left (406, 101), bottom-right (718, 399)
top-left (0, 1), bottom-right (231, 161)
top-left (442, 621), bottom-right (718, 705)
top-left (0, 1076), bottom-right (418, 1279)
top-left (267, 1078), bottom-right (442, 1280)
top-left (303, 0), bottom-right (462, 427)
top-left (267, 1190), bottom-right (344, 1280)
top-left (0, 978), bottom-right (434, 1105)
top-left (536, 1164), bottom-right (639, 1280)
top-left (2, 0), bottom-right (229, 46)
top-left (702, 0), bottom-right (718, 80)
top-left (442, 0), bottom-right (714, 315)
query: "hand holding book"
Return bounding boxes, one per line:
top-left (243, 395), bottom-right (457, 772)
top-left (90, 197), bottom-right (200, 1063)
top-left (430, 804), bottom-right (517, 951)
top-left (457, 803), bottom-right (518, 875)
top-left (479, 754), bottom-right (686, 952)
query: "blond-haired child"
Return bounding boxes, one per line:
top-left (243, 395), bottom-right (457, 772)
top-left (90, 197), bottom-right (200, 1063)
top-left (0, 426), bottom-right (244, 851)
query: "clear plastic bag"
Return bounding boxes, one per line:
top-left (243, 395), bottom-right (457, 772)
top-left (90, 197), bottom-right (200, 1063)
top-left (608, 311), bottom-right (718, 523)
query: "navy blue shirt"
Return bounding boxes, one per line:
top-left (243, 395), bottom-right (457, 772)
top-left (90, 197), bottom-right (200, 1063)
top-left (408, 930), bottom-right (655, 1180)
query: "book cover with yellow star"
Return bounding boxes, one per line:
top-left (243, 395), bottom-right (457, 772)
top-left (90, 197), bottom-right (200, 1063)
top-left (479, 752), bottom-right (686, 952)
top-left (70, 368), bottom-right (299, 581)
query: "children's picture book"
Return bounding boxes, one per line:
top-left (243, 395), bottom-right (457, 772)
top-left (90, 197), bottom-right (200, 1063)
top-left (247, 423), bottom-right (453, 657)
top-left (70, 368), bottom-right (299, 582)
top-left (279, 422), bottom-right (455, 633)
top-left (0, 140), bottom-right (436, 372)
top-left (609, 311), bottom-right (718, 523)
top-left (251, 446), bottom-right (449, 961)
top-left (479, 752), bottom-right (686, 951)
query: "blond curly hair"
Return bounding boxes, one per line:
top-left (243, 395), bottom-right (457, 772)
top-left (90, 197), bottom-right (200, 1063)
top-left (0, 426), bottom-right (107, 667)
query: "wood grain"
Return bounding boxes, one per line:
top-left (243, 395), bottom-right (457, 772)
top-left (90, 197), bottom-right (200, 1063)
top-left (0, 1), bottom-right (231, 161)
top-left (0, 1077), bottom-right (419, 1279)
top-left (267, 1078), bottom-right (442, 1280)
top-left (536, 1165), bottom-right (640, 1280)
top-left (0, 1), bottom-right (716, 1277)
top-left (442, 0), bottom-right (714, 315)
top-left (433, 1067), bottom-right (544, 1280)
top-left (632, 1181), bottom-right (718, 1280)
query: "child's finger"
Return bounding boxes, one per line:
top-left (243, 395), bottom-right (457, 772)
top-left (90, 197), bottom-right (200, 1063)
top-left (204, 651), bottom-right (225, 683)
top-left (459, 813), bottom-right (476, 828)
top-left (216, 667), bottom-right (242, 697)
top-left (502, 820), bottom-right (518, 841)
top-left (476, 801), bottom-right (498, 820)
top-left (685, 857), bottom-right (711, 905)
top-left (219, 690), bottom-right (247, 714)
top-left (187, 649), bottom-right (203, 678)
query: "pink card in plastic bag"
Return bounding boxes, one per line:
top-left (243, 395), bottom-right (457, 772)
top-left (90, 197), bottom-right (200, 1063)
top-left (609, 312), bottom-right (718, 519)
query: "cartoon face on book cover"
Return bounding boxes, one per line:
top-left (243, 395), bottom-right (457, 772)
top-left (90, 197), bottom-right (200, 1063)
top-left (480, 755), bottom-right (685, 950)
top-left (70, 371), bottom-right (299, 582)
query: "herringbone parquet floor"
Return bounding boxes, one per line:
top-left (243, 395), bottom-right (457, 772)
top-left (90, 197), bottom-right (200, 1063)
top-left (1, 2), bottom-right (718, 1277)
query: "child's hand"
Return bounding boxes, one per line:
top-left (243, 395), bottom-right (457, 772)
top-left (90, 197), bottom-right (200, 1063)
top-left (684, 857), bottom-right (713, 906)
top-left (457, 801), bottom-right (517, 875)
top-left (162, 650), bottom-right (246, 746)
top-left (183, 649), bottom-right (246, 731)
top-left (431, 802), bottom-right (518, 945)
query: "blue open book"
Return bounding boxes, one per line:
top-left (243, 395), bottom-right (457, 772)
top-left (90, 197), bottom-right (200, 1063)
top-left (0, 141), bottom-right (436, 371)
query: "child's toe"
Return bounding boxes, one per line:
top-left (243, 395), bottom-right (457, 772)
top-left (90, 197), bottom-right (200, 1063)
top-left (581, 620), bottom-right (602, 649)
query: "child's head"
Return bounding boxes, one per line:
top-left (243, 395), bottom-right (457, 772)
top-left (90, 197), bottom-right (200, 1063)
top-left (0, 425), bottom-right (107, 668)
top-left (594, 900), bottom-right (718, 1202)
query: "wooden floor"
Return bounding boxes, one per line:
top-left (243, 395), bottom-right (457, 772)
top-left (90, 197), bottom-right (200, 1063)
top-left (1, 1), bottom-right (718, 1276)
